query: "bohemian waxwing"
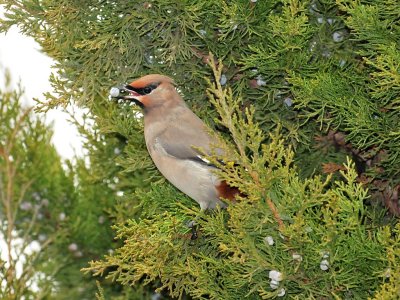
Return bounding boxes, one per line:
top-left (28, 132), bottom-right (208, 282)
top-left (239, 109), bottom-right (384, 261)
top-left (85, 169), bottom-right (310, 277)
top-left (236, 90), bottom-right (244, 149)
top-left (110, 74), bottom-right (239, 210)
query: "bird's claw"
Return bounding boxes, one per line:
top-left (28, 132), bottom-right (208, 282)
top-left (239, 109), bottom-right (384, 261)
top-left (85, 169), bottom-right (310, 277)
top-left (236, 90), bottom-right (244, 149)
top-left (187, 220), bottom-right (199, 240)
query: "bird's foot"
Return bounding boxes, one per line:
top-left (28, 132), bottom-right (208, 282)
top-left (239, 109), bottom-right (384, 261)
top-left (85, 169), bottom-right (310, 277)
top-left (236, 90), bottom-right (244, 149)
top-left (186, 220), bottom-right (199, 240)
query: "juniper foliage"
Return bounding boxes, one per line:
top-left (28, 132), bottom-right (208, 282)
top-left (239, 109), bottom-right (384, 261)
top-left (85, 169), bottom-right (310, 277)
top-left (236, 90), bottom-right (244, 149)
top-left (1, 0), bottom-right (400, 298)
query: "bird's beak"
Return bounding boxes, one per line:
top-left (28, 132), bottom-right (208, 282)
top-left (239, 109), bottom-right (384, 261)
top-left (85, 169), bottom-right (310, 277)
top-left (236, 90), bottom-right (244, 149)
top-left (109, 85), bottom-right (140, 101)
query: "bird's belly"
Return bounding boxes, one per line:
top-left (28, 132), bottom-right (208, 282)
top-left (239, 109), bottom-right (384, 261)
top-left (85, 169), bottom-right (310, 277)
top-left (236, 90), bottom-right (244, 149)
top-left (152, 155), bottom-right (224, 210)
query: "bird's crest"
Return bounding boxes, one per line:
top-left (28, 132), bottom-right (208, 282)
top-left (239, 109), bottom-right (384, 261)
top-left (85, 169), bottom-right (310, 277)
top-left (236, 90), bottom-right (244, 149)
top-left (129, 74), bottom-right (175, 89)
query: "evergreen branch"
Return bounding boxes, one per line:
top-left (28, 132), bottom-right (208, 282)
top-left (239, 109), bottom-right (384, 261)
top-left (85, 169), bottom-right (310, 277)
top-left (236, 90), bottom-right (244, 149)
top-left (95, 281), bottom-right (106, 300)
top-left (205, 54), bottom-right (285, 230)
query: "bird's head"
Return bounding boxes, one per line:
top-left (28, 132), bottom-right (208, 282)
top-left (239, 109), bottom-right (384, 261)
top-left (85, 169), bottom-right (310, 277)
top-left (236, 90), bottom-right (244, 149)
top-left (110, 74), bottom-right (177, 110)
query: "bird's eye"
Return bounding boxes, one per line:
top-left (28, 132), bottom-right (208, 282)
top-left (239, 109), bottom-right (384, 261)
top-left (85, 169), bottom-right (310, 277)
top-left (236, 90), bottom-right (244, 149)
top-left (143, 86), bottom-right (152, 94)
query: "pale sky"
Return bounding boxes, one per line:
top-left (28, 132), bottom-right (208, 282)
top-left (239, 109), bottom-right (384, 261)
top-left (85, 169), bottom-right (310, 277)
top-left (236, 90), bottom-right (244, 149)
top-left (0, 7), bottom-right (84, 160)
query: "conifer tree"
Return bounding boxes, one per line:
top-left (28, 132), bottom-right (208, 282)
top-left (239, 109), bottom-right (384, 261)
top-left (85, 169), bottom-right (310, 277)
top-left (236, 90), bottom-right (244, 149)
top-left (0, 71), bottom-right (76, 299)
top-left (0, 72), bottom-right (133, 299)
top-left (1, 0), bottom-right (400, 298)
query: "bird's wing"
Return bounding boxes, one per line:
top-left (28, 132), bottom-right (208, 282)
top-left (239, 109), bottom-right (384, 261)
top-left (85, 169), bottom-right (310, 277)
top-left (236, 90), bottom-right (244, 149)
top-left (154, 111), bottom-right (223, 164)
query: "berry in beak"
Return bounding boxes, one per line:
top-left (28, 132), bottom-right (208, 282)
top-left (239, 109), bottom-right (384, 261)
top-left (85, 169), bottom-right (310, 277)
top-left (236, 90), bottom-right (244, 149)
top-left (109, 85), bottom-right (140, 101)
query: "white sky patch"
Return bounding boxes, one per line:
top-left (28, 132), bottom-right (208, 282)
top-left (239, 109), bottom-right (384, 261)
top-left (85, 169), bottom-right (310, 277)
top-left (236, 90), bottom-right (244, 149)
top-left (0, 229), bottom-right (45, 293)
top-left (0, 5), bottom-right (85, 160)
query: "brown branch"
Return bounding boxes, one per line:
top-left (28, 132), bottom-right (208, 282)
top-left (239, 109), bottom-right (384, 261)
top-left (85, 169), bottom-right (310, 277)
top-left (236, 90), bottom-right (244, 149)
top-left (266, 198), bottom-right (285, 231)
top-left (5, 107), bottom-right (33, 155)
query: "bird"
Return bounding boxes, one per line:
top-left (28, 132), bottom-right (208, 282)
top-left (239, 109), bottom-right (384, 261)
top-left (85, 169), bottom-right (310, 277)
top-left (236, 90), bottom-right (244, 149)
top-left (110, 74), bottom-right (239, 210)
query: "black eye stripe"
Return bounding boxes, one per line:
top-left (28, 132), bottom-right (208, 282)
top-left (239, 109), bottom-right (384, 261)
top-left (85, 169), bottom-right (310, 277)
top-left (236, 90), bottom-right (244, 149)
top-left (124, 85), bottom-right (135, 91)
top-left (125, 82), bottom-right (160, 95)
